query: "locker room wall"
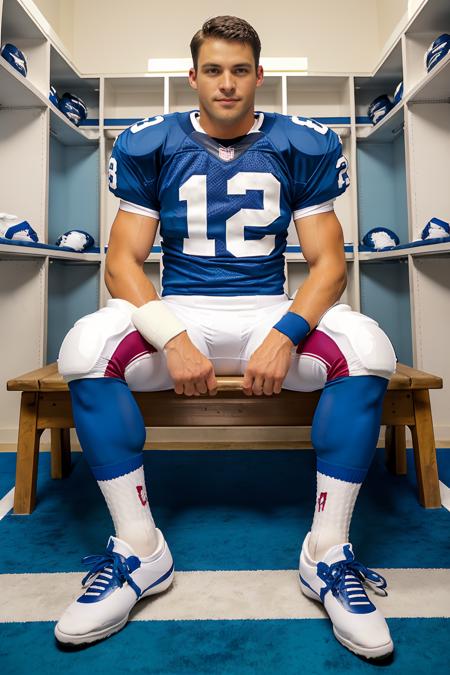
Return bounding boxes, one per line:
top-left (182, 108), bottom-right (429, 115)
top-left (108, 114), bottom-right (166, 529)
top-left (30, 0), bottom-right (417, 76)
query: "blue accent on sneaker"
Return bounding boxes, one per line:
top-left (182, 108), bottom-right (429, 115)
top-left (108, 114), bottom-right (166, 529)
top-left (316, 545), bottom-right (388, 614)
top-left (78, 547), bottom-right (142, 603)
top-left (299, 574), bottom-right (319, 597)
top-left (141, 562), bottom-right (175, 594)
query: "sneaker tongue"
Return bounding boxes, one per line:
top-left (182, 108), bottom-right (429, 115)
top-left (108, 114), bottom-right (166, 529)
top-left (107, 536), bottom-right (136, 559)
top-left (322, 542), bottom-right (354, 566)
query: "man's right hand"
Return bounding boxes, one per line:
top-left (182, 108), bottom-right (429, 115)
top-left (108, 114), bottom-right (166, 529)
top-left (164, 331), bottom-right (218, 396)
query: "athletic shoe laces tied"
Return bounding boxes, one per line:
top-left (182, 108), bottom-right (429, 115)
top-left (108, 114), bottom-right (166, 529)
top-left (317, 549), bottom-right (388, 610)
top-left (81, 551), bottom-right (141, 598)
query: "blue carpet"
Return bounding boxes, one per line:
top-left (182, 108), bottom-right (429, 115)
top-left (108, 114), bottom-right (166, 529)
top-left (0, 619), bottom-right (449, 675)
top-left (0, 448), bottom-right (449, 572)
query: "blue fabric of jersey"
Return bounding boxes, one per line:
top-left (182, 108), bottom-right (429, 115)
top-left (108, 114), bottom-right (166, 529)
top-left (68, 378), bottom-right (146, 481)
top-left (273, 311), bottom-right (310, 345)
top-left (109, 111), bottom-right (349, 296)
top-left (311, 375), bottom-right (388, 483)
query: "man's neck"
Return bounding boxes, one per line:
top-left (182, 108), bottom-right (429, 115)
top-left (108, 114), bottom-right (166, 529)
top-left (196, 109), bottom-right (257, 139)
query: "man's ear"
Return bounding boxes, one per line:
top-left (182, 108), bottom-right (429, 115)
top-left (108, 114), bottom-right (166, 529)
top-left (188, 68), bottom-right (197, 89)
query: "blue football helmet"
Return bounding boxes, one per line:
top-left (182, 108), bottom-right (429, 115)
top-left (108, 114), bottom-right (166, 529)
top-left (361, 227), bottom-right (399, 250)
top-left (367, 95), bottom-right (393, 125)
top-left (58, 92), bottom-right (88, 126)
top-left (55, 230), bottom-right (94, 251)
top-left (425, 34), bottom-right (450, 73)
top-left (1, 43), bottom-right (27, 77)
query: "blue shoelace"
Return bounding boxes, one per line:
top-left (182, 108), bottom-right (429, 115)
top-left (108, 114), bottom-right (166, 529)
top-left (317, 549), bottom-right (388, 611)
top-left (81, 551), bottom-right (141, 599)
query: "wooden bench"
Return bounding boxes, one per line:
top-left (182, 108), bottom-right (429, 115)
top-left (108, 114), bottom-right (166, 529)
top-left (7, 362), bottom-right (443, 514)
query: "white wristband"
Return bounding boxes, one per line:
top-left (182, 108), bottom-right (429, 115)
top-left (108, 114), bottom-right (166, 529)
top-left (131, 300), bottom-right (186, 351)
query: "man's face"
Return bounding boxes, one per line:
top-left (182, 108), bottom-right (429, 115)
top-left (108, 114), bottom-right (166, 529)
top-left (189, 38), bottom-right (264, 132)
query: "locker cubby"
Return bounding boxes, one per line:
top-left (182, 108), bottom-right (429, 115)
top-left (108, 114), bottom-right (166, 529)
top-left (47, 260), bottom-right (100, 363)
top-left (360, 259), bottom-right (412, 365)
top-left (48, 135), bottom-right (100, 246)
top-left (169, 75), bottom-right (197, 112)
top-left (50, 44), bottom-right (100, 124)
top-left (404, 0), bottom-right (450, 94)
top-left (285, 260), bottom-right (355, 308)
top-left (356, 131), bottom-right (408, 245)
top-left (406, 102), bottom-right (450, 239)
top-left (411, 255), bottom-right (450, 433)
top-left (355, 39), bottom-right (403, 125)
top-left (0, 107), bottom-right (48, 241)
top-left (0, 0), bottom-right (49, 96)
top-left (255, 75), bottom-right (282, 113)
top-left (287, 75), bottom-right (351, 122)
top-left (0, 258), bottom-right (45, 440)
top-left (104, 76), bottom-right (164, 125)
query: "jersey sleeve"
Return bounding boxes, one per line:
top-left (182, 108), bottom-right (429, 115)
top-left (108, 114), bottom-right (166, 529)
top-left (287, 118), bottom-right (350, 219)
top-left (108, 116), bottom-right (167, 219)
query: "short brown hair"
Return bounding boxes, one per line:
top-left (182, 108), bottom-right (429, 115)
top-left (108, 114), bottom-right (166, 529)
top-left (190, 16), bottom-right (261, 72)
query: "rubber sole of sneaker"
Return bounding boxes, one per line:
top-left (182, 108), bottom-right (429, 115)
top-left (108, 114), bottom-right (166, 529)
top-left (333, 627), bottom-right (394, 660)
top-left (55, 614), bottom-right (129, 646)
top-left (300, 578), bottom-right (394, 660)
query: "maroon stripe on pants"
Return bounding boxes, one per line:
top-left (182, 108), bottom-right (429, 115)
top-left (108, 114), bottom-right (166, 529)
top-left (105, 331), bottom-right (157, 380)
top-left (296, 329), bottom-right (349, 381)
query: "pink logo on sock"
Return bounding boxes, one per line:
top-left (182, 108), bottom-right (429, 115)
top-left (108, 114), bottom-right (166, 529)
top-left (318, 491), bottom-right (327, 512)
top-left (136, 485), bottom-right (148, 507)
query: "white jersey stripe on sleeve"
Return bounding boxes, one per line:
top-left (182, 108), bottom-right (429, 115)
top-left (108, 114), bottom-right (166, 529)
top-left (293, 199), bottom-right (335, 221)
top-left (119, 200), bottom-right (160, 220)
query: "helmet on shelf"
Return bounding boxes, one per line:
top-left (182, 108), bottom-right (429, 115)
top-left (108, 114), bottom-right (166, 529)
top-left (0, 42), bottom-right (27, 77)
top-left (361, 227), bottom-right (400, 250)
top-left (367, 94), bottom-right (393, 125)
top-left (425, 33), bottom-right (450, 73)
top-left (58, 92), bottom-right (88, 126)
top-left (0, 213), bottom-right (38, 242)
top-left (49, 85), bottom-right (60, 106)
top-left (415, 217), bottom-right (450, 241)
top-left (55, 229), bottom-right (95, 251)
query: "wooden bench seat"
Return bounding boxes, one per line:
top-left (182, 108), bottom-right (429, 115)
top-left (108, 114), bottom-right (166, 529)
top-left (7, 362), bottom-right (443, 514)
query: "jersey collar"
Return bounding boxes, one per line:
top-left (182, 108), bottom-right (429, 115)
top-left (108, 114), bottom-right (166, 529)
top-left (189, 110), bottom-right (265, 135)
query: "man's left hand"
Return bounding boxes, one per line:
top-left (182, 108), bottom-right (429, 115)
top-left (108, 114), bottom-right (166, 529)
top-left (242, 328), bottom-right (294, 396)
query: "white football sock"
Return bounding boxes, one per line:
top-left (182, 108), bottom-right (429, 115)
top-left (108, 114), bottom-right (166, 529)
top-left (98, 465), bottom-right (159, 557)
top-left (308, 471), bottom-right (361, 561)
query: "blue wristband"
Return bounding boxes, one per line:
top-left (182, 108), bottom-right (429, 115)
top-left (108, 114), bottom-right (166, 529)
top-left (273, 311), bottom-right (310, 346)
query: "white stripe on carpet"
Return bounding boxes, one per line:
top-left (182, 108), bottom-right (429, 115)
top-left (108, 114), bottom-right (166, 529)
top-left (440, 481), bottom-right (450, 512)
top-left (0, 488), bottom-right (14, 521)
top-left (0, 568), bottom-right (449, 622)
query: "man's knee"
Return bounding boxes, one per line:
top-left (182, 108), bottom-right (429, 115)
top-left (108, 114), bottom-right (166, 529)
top-left (58, 305), bottom-right (131, 381)
top-left (319, 304), bottom-right (397, 379)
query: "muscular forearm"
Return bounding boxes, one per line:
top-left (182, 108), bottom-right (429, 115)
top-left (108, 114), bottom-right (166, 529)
top-left (105, 258), bottom-right (159, 306)
top-left (289, 260), bottom-right (347, 331)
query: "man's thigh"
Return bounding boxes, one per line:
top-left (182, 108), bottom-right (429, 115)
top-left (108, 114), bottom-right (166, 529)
top-left (243, 302), bottom-right (396, 392)
top-left (58, 298), bottom-right (209, 391)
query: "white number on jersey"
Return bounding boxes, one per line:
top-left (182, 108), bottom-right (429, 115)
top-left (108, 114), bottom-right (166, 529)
top-left (130, 115), bottom-right (165, 134)
top-left (179, 172), bottom-right (281, 258)
top-left (291, 116), bottom-right (329, 135)
top-left (336, 155), bottom-right (350, 189)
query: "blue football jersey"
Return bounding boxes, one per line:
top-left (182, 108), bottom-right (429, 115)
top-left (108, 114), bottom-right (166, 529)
top-left (108, 110), bottom-right (349, 296)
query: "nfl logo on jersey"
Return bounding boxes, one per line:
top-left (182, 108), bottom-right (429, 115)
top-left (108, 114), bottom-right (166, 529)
top-left (218, 145), bottom-right (235, 161)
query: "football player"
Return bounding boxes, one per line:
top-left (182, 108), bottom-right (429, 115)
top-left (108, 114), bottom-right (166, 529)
top-left (55, 16), bottom-right (396, 659)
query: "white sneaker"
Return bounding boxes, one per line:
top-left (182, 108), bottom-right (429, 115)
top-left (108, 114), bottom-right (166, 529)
top-left (55, 528), bottom-right (174, 645)
top-left (299, 532), bottom-right (394, 660)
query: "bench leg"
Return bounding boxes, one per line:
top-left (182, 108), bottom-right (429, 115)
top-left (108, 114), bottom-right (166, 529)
top-left (14, 392), bottom-right (42, 515)
top-left (408, 390), bottom-right (441, 508)
top-left (51, 428), bottom-right (71, 479)
top-left (385, 425), bottom-right (407, 475)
